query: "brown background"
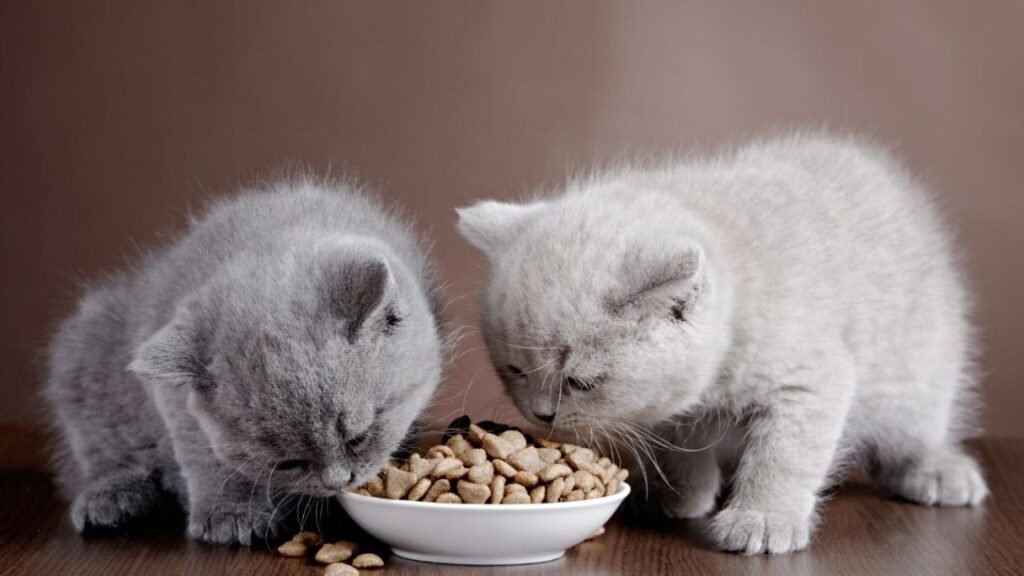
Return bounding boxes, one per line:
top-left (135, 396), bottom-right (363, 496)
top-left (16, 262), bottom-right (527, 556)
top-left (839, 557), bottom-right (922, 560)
top-left (1, 2), bottom-right (1021, 439)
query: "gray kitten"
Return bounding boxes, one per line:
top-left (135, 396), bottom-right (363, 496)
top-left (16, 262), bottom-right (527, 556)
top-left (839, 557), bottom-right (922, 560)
top-left (456, 133), bottom-right (987, 554)
top-left (45, 178), bottom-right (444, 545)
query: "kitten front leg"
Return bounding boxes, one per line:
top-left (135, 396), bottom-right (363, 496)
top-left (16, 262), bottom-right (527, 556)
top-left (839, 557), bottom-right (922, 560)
top-left (180, 449), bottom-right (280, 546)
top-left (648, 420), bottom-right (724, 519)
top-left (151, 387), bottom-right (281, 546)
top-left (708, 360), bottom-right (853, 554)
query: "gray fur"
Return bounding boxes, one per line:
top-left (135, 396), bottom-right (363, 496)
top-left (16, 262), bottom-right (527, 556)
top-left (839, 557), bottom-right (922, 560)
top-left (457, 132), bottom-right (988, 554)
top-left (45, 177), bottom-right (444, 545)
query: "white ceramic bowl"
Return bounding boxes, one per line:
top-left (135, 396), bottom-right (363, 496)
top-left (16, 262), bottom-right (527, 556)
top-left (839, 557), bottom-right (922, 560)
top-left (337, 482), bottom-right (630, 565)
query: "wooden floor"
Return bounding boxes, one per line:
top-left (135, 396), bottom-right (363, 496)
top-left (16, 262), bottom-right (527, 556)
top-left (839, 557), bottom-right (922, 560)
top-left (2, 440), bottom-right (1021, 576)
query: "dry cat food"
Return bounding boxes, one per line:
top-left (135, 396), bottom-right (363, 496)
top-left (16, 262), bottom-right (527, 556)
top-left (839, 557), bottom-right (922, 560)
top-left (277, 531), bottom-right (383, 575)
top-left (349, 416), bottom-right (629, 505)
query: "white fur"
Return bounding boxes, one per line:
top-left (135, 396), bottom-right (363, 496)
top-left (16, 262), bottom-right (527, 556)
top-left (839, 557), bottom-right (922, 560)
top-left (457, 133), bottom-right (987, 555)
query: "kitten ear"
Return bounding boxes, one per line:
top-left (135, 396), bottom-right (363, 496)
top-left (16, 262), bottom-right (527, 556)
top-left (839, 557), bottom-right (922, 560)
top-left (323, 254), bottom-right (396, 342)
top-left (613, 243), bottom-right (705, 320)
top-left (455, 200), bottom-right (545, 257)
top-left (128, 303), bottom-right (212, 388)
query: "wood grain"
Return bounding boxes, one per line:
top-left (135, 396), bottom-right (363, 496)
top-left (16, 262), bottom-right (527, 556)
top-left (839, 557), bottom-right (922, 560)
top-left (1, 440), bottom-right (1021, 576)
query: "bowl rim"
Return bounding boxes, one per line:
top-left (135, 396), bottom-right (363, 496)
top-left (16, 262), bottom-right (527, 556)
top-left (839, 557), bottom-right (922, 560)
top-left (338, 481), bottom-right (630, 512)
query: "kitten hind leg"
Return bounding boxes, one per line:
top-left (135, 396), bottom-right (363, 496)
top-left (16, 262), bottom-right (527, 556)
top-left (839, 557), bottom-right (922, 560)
top-left (71, 468), bottom-right (163, 532)
top-left (875, 446), bottom-right (988, 507)
top-left (867, 371), bottom-right (988, 507)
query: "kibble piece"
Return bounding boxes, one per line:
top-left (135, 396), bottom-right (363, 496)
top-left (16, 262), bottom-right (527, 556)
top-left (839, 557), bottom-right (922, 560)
top-left (316, 541), bottom-right (358, 564)
top-left (566, 489), bottom-right (585, 502)
top-left (604, 463), bottom-right (619, 483)
top-left (574, 470), bottom-right (598, 492)
top-left (457, 479), bottom-right (492, 504)
top-left (567, 451), bottom-right (597, 471)
top-left (443, 466), bottom-right (469, 480)
top-left (352, 552), bottom-right (385, 569)
top-left (573, 447), bottom-right (596, 463)
top-left (325, 564), bottom-right (360, 576)
top-left (435, 492), bottom-right (463, 504)
top-left (530, 485), bottom-right (546, 503)
top-left (588, 526), bottom-right (606, 540)
top-left (502, 492), bottom-right (531, 504)
top-left (424, 478), bottom-right (451, 502)
top-left (291, 531), bottom-right (322, 546)
top-left (408, 453), bottom-right (437, 479)
top-left (365, 476), bottom-right (385, 498)
top-left (508, 446), bottom-right (544, 473)
top-left (492, 459), bottom-right (517, 478)
top-left (499, 429), bottom-right (528, 451)
top-left (385, 466), bottom-right (418, 500)
top-left (277, 540), bottom-right (308, 557)
top-left (468, 423), bottom-right (488, 444)
top-left (406, 477), bottom-right (432, 501)
top-left (467, 461), bottom-right (494, 484)
top-left (538, 463), bottom-right (573, 482)
top-left (563, 474), bottom-right (576, 493)
top-left (427, 445), bottom-right (455, 459)
top-left (615, 467), bottom-right (629, 482)
top-left (606, 478), bottom-right (620, 495)
top-left (513, 470), bottom-right (539, 488)
top-left (490, 475), bottom-right (506, 504)
top-left (575, 459), bottom-right (606, 478)
top-left (482, 433), bottom-right (514, 460)
top-left (561, 443), bottom-right (580, 454)
top-left (546, 477), bottom-right (566, 503)
top-left (446, 434), bottom-right (473, 456)
top-left (597, 456), bottom-right (612, 468)
top-left (504, 483), bottom-right (528, 496)
top-left (538, 447), bottom-right (562, 463)
top-left (355, 488), bottom-right (371, 497)
top-left (431, 457), bottom-right (464, 478)
top-left (459, 448), bottom-right (488, 467)
top-left (536, 437), bottom-right (561, 449)
top-left (585, 488), bottom-right (604, 500)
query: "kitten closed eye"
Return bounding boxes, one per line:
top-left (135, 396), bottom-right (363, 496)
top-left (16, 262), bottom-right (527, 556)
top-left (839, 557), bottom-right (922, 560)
top-left (345, 429), bottom-right (371, 453)
top-left (565, 376), bottom-right (595, 391)
top-left (275, 459), bottom-right (309, 471)
top-left (506, 365), bottom-right (526, 379)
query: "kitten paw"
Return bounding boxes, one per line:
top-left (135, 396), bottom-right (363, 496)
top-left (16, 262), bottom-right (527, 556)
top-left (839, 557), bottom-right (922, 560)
top-left (886, 450), bottom-right (989, 507)
top-left (187, 503), bottom-right (277, 546)
top-left (707, 507), bottom-right (811, 555)
top-left (71, 470), bottom-right (162, 532)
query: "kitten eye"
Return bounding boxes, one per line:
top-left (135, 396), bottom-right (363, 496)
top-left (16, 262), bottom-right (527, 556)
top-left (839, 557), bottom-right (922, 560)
top-left (275, 459), bottom-right (309, 471)
top-left (345, 429), bottom-right (371, 453)
top-left (670, 298), bottom-right (687, 322)
top-left (506, 365), bottom-right (526, 379)
top-left (565, 376), bottom-right (595, 392)
top-left (384, 308), bottom-right (402, 334)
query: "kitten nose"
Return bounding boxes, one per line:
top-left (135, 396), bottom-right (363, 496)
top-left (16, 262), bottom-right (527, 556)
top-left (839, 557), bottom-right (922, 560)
top-left (533, 410), bottom-right (556, 423)
top-left (320, 464), bottom-right (351, 491)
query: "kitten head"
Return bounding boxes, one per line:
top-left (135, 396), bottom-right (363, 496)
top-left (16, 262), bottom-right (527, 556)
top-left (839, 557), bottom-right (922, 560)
top-left (130, 240), bottom-right (441, 495)
top-left (457, 196), bottom-right (725, 438)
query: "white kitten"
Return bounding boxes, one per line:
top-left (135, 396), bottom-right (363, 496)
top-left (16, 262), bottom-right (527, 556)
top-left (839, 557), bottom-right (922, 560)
top-left (456, 133), bottom-right (988, 554)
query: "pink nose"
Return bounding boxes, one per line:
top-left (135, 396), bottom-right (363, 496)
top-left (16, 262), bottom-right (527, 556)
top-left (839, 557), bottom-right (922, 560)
top-left (533, 410), bottom-right (555, 423)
